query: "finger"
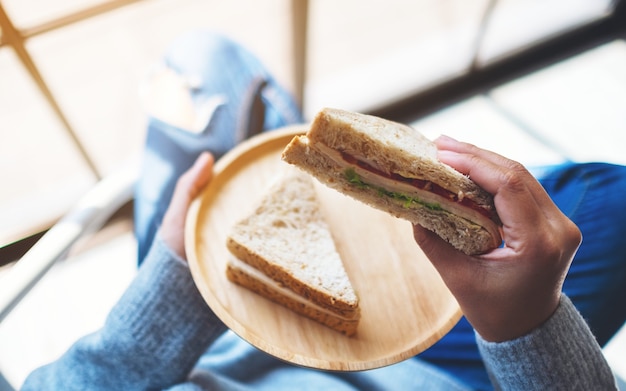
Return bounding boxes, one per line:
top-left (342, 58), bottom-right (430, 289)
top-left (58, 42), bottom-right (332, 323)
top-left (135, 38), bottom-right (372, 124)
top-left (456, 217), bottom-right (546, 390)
top-left (440, 148), bottom-right (574, 261)
top-left (435, 135), bottom-right (561, 218)
top-left (413, 224), bottom-right (464, 264)
top-left (437, 148), bottom-right (566, 258)
top-left (161, 152), bottom-right (214, 259)
top-left (412, 224), bottom-right (478, 291)
top-left (439, 148), bottom-right (544, 222)
top-left (164, 151), bottom-right (214, 228)
top-left (435, 135), bottom-right (536, 194)
top-left (176, 152), bottom-right (214, 203)
top-left (435, 135), bottom-right (514, 170)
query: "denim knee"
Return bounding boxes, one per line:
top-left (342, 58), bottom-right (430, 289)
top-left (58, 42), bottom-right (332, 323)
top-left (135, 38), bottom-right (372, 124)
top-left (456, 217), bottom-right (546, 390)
top-left (160, 29), bottom-right (302, 139)
top-left (134, 31), bottom-right (302, 264)
top-left (162, 31), bottom-right (245, 81)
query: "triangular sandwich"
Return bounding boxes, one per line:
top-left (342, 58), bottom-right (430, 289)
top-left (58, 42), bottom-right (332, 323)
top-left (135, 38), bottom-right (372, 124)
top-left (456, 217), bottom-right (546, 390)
top-left (226, 168), bottom-right (360, 336)
top-left (282, 108), bottom-right (501, 255)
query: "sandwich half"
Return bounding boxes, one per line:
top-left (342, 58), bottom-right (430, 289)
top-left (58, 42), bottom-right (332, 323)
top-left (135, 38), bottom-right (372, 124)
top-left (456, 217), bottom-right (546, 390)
top-left (282, 108), bottom-right (502, 256)
top-left (226, 168), bottom-right (360, 336)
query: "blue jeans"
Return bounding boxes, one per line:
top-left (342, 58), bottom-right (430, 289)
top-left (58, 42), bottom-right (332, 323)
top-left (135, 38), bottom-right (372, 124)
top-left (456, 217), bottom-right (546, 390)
top-left (135, 31), bottom-right (626, 391)
top-left (134, 31), bottom-right (303, 263)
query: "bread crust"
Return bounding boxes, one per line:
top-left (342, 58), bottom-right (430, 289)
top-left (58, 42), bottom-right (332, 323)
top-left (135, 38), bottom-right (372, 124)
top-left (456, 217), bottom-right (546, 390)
top-left (227, 262), bottom-right (359, 336)
top-left (308, 108), bottom-right (496, 208)
top-left (282, 113), bottom-right (502, 255)
top-left (226, 236), bottom-right (359, 317)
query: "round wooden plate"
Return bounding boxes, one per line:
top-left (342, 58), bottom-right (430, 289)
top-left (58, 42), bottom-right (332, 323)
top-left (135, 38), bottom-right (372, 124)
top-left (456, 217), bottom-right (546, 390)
top-left (186, 126), bottom-right (462, 371)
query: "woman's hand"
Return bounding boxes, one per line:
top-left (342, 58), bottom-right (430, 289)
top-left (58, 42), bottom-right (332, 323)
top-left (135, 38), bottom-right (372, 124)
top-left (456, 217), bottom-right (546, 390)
top-left (413, 135), bottom-right (582, 342)
top-left (161, 152), bottom-right (214, 260)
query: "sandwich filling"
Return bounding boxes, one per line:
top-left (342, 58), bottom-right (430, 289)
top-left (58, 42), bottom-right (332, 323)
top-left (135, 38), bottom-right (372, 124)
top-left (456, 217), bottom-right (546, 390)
top-left (313, 142), bottom-right (499, 227)
top-left (340, 152), bottom-right (498, 222)
top-left (228, 256), bottom-right (360, 321)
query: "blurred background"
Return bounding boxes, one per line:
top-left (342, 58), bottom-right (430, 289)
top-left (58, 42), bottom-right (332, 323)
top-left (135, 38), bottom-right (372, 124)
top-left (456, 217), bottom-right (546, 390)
top-left (1, 0), bottom-right (625, 389)
top-left (1, 0), bottom-right (623, 247)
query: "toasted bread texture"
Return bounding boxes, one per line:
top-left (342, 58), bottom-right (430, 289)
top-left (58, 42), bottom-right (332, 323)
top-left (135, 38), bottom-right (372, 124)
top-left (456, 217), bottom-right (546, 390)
top-left (226, 168), bottom-right (360, 334)
top-left (282, 108), bottom-right (502, 255)
top-left (306, 108), bottom-right (495, 207)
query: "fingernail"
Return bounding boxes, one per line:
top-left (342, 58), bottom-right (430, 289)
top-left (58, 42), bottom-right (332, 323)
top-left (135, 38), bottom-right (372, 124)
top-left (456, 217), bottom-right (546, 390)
top-left (435, 134), bottom-right (459, 143)
top-left (436, 150), bottom-right (463, 166)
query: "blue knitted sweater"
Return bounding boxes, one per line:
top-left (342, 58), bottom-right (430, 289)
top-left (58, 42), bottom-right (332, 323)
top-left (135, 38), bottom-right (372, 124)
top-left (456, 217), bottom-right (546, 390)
top-left (22, 235), bottom-right (617, 390)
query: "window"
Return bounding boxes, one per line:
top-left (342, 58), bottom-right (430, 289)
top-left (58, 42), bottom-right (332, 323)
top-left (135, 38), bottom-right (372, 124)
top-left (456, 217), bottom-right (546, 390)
top-left (0, 0), bottom-right (618, 248)
top-left (0, 0), bottom-right (294, 247)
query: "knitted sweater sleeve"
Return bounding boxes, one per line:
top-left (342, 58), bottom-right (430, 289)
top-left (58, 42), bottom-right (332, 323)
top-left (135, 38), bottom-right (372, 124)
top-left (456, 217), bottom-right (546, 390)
top-left (21, 234), bottom-right (228, 391)
top-left (476, 295), bottom-right (617, 391)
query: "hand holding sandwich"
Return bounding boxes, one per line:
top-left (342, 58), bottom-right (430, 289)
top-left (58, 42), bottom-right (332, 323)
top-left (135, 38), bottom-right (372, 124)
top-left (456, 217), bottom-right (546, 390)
top-left (413, 135), bottom-right (582, 343)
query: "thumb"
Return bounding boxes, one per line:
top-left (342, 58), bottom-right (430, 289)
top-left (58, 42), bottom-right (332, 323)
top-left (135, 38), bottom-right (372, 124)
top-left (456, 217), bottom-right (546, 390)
top-left (161, 152), bottom-right (214, 259)
top-left (412, 224), bottom-right (475, 290)
top-left (176, 152), bottom-right (215, 202)
top-left (412, 224), bottom-right (460, 266)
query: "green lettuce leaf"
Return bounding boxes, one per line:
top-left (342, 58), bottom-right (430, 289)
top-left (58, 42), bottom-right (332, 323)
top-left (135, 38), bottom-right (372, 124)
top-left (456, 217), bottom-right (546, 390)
top-left (343, 168), bottom-right (443, 211)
